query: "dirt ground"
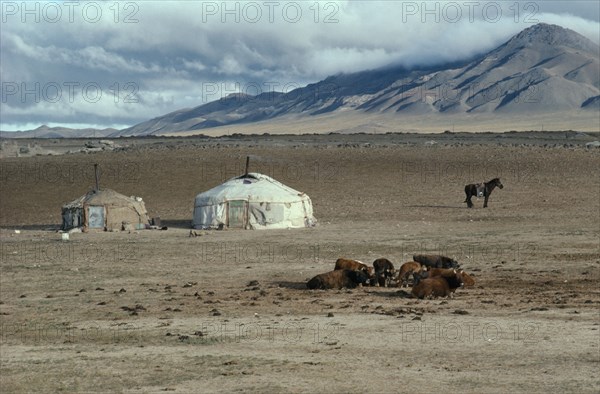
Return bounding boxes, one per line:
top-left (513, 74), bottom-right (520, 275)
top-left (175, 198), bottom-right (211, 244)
top-left (1, 133), bottom-right (599, 393)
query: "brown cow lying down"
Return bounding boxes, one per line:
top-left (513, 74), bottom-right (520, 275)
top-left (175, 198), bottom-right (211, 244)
top-left (307, 269), bottom-right (370, 290)
top-left (373, 258), bottom-right (395, 287)
top-left (411, 269), bottom-right (474, 298)
top-left (413, 254), bottom-right (460, 269)
top-left (412, 277), bottom-right (453, 299)
top-left (334, 258), bottom-right (374, 278)
top-left (421, 268), bottom-right (475, 286)
top-left (396, 261), bottom-right (427, 287)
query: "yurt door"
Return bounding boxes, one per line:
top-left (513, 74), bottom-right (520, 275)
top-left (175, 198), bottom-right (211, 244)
top-left (227, 200), bottom-right (247, 228)
top-left (88, 206), bottom-right (105, 229)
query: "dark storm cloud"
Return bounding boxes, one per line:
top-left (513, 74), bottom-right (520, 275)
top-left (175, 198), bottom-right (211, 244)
top-left (1, 1), bottom-right (598, 131)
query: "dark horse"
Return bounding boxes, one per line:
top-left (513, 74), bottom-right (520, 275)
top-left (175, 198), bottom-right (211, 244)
top-left (464, 178), bottom-right (503, 208)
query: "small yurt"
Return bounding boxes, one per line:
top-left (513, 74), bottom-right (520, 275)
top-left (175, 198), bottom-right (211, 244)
top-left (61, 188), bottom-right (150, 232)
top-left (192, 172), bottom-right (317, 230)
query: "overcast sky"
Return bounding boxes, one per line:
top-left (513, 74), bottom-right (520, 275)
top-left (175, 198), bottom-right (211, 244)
top-left (1, 0), bottom-right (599, 131)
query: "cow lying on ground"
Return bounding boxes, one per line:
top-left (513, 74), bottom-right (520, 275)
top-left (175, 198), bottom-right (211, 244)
top-left (413, 254), bottom-right (460, 269)
top-left (418, 267), bottom-right (475, 287)
top-left (306, 269), bottom-right (370, 290)
top-left (373, 258), bottom-right (395, 287)
top-left (411, 276), bottom-right (454, 299)
top-left (396, 261), bottom-right (427, 287)
top-left (334, 258), bottom-right (374, 278)
top-left (411, 268), bottom-right (474, 298)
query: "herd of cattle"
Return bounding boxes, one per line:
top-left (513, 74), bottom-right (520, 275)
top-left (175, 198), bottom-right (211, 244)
top-left (306, 255), bottom-right (475, 299)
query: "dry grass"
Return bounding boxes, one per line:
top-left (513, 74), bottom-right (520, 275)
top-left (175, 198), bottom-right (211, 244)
top-left (1, 136), bottom-right (599, 393)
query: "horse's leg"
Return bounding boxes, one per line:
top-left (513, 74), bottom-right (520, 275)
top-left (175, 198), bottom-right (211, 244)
top-left (483, 194), bottom-right (489, 208)
top-left (465, 190), bottom-right (473, 208)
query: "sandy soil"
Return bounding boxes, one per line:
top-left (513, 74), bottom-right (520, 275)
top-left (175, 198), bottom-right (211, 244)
top-left (162, 111), bottom-right (600, 136)
top-left (1, 134), bottom-right (599, 393)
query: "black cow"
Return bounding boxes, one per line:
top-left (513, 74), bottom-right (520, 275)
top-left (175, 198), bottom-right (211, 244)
top-left (373, 258), bottom-right (395, 287)
top-left (413, 254), bottom-right (460, 269)
top-left (307, 269), bottom-right (370, 290)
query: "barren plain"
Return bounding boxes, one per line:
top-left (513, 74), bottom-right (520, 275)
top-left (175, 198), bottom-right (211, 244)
top-left (1, 132), bottom-right (599, 393)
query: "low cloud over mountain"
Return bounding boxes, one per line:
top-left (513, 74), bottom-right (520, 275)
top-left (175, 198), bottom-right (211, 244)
top-left (115, 24), bottom-right (599, 136)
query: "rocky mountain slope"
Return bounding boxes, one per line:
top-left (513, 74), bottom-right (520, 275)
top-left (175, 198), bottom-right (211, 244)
top-left (115, 23), bottom-right (598, 136)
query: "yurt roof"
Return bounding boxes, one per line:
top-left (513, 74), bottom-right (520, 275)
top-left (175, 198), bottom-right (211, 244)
top-left (195, 173), bottom-right (309, 205)
top-left (63, 188), bottom-right (146, 211)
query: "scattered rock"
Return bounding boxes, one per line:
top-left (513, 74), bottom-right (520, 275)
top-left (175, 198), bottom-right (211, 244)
top-left (121, 304), bottom-right (146, 315)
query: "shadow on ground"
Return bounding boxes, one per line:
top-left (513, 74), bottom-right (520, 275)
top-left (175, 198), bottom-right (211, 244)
top-left (274, 281), bottom-right (309, 290)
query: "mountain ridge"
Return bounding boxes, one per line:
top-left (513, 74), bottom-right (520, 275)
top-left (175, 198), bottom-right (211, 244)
top-left (4, 23), bottom-right (599, 138)
top-left (115, 23), bottom-right (598, 136)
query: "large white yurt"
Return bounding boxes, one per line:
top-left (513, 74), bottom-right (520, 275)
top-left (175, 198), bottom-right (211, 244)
top-left (192, 173), bottom-right (317, 230)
